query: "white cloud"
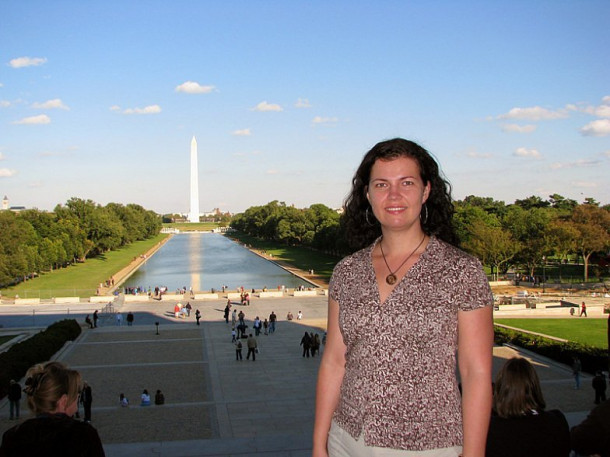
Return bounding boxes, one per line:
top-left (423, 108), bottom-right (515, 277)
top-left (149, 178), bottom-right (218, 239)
top-left (109, 105), bottom-right (121, 111)
top-left (498, 106), bottom-right (568, 121)
top-left (12, 114), bottom-right (51, 125)
top-left (295, 98), bottom-right (311, 108)
top-left (252, 101), bottom-right (283, 112)
top-left (175, 81), bottom-right (216, 94)
top-left (32, 98), bottom-right (69, 110)
top-left (123, 105), bottom-right (162, 115)
top-left (9, 56), bottom-right (47, 68)
top-left (312, 116), bottom-right (339, 124)
top-left (0, 168), bottom-right (17, 177)
top-left (550, 159), bottom-right (600, 170)
top-left (514, 147), bottom-right (541, 158)
top-left (0, 100), bottom-right (10, 108)
top-left (580, 119), bottom-right (610, 137)
top-left (232, 128), bottom-right (251, 136)
top-left (501, 123), bottom-right (537, 133)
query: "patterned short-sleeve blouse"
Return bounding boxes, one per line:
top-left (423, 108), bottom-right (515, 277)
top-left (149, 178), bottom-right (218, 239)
top-left (329, 236), bottom-right (492, 451)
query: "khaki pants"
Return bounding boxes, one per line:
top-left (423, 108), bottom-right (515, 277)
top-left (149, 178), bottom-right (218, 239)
top-left (328, 420), bottom-right (462, 457)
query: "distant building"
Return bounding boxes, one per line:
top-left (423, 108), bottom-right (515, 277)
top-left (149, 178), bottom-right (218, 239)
top-left (1, 196), bottom-right (26, 212)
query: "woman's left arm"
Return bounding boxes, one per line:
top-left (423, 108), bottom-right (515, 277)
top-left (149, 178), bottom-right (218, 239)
top-left (457, 305), bottom-right (493, 457)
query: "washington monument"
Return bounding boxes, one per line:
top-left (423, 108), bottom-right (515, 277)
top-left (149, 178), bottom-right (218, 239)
top-left (188, 136), bottom-right (200, 223)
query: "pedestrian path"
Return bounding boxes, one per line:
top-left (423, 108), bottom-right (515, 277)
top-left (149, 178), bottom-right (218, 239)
top-left (0, 296), bottom-right (601, 456)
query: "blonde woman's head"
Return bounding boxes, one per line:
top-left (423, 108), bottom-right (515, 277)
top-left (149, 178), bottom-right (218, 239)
top-left (23, 361), bottom-right (81, 415)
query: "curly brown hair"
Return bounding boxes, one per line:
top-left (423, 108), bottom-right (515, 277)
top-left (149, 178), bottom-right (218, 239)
top-left (343, 138), bottom-right (457, 251)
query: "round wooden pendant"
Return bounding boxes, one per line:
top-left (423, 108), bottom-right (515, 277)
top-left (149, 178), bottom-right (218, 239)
top-left (386, 274), bottom-right (397, 285)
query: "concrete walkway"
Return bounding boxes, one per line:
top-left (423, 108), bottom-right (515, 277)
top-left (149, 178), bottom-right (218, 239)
top-left (0, 295), bottom-right (603, 456)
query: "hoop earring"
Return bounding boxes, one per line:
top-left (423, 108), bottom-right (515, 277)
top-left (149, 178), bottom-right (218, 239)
top-left (365, 207), bottom-right (376, 226)
top-left (420, 204), bottom-right (428, 225)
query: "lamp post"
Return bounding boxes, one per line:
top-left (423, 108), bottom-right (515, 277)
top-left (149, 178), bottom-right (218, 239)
top-left (155, 321), bottom-right (159, 335)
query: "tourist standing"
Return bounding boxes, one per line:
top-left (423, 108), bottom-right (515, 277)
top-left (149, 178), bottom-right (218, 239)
top-left (126, 312), bottom-right (134, 326)
top-left (93, 310), bottom-right (98, 328)
top-left (313, 139), bottom-right (493, 457)
top-left (592, 371), bottom-right (607, 404)
top-left (115, 312), bottom-right (122, 326)
top-left (224, 304), bottom-right (230, 323)
top-left (246, 334), bottom-right (257, 361)
top-left (580, 301), bottom-right (587, 317)
top-left (300, 332), bottom-right (312, 358)
top-left (7, 380), bottom-right (21, 420)
top-left (235, 339), bottom-right (243, 361)
top-left (269, 311), bottom-right (277, 333)
top-left (263, 318), bottom-right (269, 335)
top-left (195, 309), bottom-right (201, 325)
top-left (573, 357), bottom-right (582, 390)
top-left (80, 381), bottom-right (93, 423)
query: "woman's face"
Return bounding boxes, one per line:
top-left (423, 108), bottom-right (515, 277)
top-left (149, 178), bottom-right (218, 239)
top-left (367, 156), bottom-right (430, 233)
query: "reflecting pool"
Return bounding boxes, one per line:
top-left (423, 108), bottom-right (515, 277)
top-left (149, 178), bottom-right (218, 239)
top-left (125, 233), bottom-right (312, 292)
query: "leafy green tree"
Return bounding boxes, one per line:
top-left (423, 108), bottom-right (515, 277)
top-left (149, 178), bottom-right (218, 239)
top-left (463, 220), bottom-right (520, 280)
top-left (570, 204), bottom-right (610, 281)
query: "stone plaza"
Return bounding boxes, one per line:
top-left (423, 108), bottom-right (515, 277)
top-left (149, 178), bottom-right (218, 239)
top-left (0, 293), bottom-right (602, 456)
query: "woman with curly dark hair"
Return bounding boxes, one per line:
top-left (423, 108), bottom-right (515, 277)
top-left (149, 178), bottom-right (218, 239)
top-left (313, 138), bottom-right (493, 457)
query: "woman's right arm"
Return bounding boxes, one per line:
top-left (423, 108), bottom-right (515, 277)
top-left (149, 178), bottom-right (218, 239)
top-left (312, 298), bottom-right (346, 457)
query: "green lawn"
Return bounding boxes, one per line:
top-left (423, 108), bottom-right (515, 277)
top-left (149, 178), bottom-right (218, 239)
top-left (2, 234), bottom-right (169, 298)
top-left (163, 222), bottom-right (220, 231)
top-left (226, 233), bottom-right (340, 282)
top-left (494, 318), bottom-right (608, 349)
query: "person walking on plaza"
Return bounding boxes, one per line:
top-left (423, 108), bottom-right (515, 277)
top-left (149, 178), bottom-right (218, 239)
top-left (231, 309), bottom-right (237, 326)
top-left (115, 312), bottom-right (122, 326)
top-left (80, 381), bottom-right (93, 423)
top-left (195, 309), bottom-right (201, 325)
top-left (238, 310), bottom-right (245, 326)
top-left (235, 339), bottom-right (243, 361)
top-left (8, 380), bottom-right (21, 420)
top-left (224, 304), bottom-right (230, 323)
top-left (263, 318), bottom-right (269, 335)
top-left (93, 310), bottom-right (98, 328)
top-left (580, 301), bottom-right (587, 317)
top-left (126, 312), bottom-right (134, 326)
top-left (246, 334), bottom-right (257, 361)
top-left (592, 371), bottom-right (607, 404)
top-left (313, 139), bottom-right (493, 457)
top-left (269, 311), bottom-right (277, 333)
top-left (573, 356), bottom-right (582, 390)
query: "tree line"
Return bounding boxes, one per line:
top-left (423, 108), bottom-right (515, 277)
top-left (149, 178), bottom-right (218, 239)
top-left (0, 197), bottom-right (161, 287)
top-left (230, 195), bottom-right (610, 282)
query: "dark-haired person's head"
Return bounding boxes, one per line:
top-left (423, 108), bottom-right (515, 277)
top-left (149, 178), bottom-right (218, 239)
top-left (493, 357), bottom-right (546, 418)
top-left (343, 138), bottom-right (457, 250)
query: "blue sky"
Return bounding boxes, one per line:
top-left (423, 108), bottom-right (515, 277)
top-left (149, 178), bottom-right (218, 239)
top-left (1, 0), bottom-right (609, 215)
